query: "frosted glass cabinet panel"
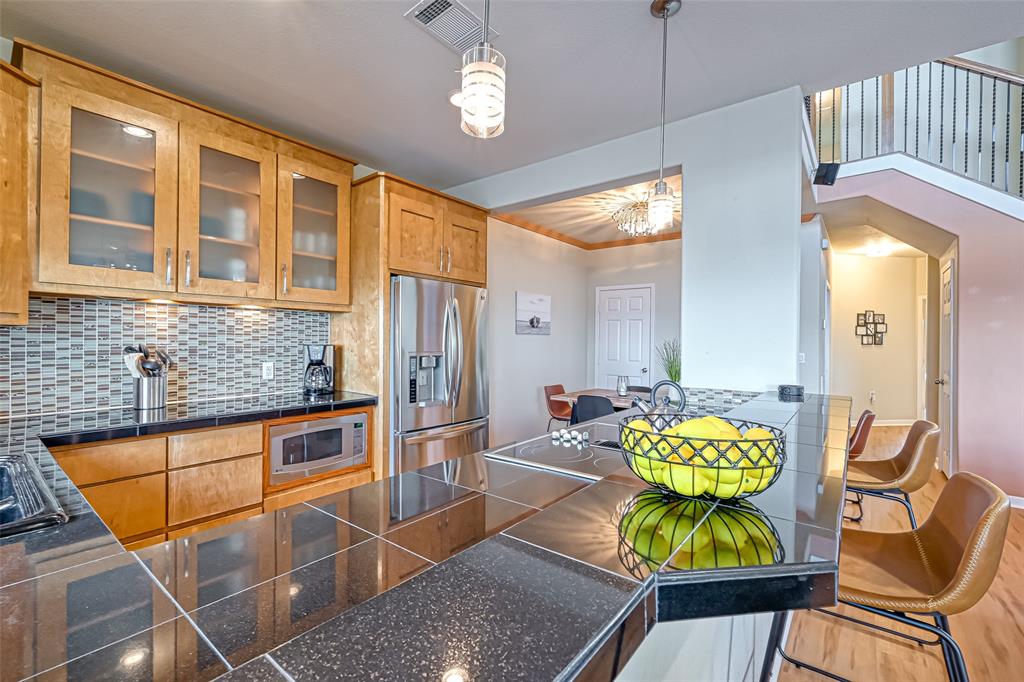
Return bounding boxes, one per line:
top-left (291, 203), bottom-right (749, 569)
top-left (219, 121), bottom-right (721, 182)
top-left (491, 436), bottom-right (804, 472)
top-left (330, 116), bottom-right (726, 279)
top-left (276, 156), bottom-right (351, 306)
top-left (178, 126), bottom-right (276, 299)
top-left (38, 83), bottom-right (178, 291)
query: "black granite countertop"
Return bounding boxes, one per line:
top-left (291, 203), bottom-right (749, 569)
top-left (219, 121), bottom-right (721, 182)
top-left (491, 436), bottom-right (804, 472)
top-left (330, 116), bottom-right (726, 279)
top-left (0, 390), bottom-right (850, 681)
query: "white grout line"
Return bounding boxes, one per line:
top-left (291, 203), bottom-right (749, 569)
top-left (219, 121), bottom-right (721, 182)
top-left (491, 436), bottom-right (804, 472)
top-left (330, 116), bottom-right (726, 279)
top-left (130, 553), bottom-right (234, 672)
top-left (1, 548), bottom-right (125, 591)
top-left (412, 468), bottom-right (546, 511)
top-left (263, 654), bottom-right (296, 682)
top-left (304, 501), bottom-right (438, 567)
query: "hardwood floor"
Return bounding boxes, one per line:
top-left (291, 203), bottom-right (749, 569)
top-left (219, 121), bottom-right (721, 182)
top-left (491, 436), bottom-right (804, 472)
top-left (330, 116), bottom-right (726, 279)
top-left (781, 426), bottom-right (1024, 682)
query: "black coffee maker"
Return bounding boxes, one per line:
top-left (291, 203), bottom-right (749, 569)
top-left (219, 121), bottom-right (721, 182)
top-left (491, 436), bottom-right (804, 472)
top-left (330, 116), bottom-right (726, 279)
top-left (303, 344), bottom-right (335, 396)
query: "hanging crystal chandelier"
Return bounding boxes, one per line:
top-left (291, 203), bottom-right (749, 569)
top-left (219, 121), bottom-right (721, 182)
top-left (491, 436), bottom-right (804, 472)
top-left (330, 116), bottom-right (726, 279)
top-left (647, 0), bottom-right (680, 232)
top-left (613, 200), bottom-right (655, 237)
top-left (459, 0), bottom-right (506, 138)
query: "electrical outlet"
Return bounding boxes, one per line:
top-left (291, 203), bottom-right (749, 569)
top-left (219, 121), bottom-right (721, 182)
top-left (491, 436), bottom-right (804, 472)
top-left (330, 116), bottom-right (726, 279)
top-left (797, 352), bottom-right (806, 364)
top-left (262, 362), bottom-right (274, 380)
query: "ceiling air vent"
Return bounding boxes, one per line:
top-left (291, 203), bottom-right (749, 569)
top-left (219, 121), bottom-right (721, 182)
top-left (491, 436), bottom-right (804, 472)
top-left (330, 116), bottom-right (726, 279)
top-left (405, 0), bottom-right (499, 54)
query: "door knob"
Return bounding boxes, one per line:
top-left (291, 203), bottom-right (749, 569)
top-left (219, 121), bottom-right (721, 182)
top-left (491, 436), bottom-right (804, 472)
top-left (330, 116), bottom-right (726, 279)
top-left (934, 378), bottom-right (946, 385)
top-left (641, 367), bottom-right (648, 374)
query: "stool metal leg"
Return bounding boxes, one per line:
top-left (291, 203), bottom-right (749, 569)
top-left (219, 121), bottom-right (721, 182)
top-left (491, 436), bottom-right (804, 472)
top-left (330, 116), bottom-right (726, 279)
top-left (850, 488), bottom-right (918, 529)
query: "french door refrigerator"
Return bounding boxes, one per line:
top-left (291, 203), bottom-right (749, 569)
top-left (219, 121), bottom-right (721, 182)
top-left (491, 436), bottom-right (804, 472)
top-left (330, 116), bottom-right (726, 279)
top-left (390, 275), bottom-right (489, 475)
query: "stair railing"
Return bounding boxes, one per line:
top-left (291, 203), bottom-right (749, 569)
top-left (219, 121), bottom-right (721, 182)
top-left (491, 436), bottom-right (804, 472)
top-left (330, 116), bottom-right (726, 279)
top-left (808, 57), bottom-right (1024, 198)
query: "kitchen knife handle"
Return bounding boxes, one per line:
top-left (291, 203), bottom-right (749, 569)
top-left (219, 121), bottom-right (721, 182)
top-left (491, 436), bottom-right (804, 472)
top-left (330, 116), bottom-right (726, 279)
top-left (282, 263), bottom-right (289, 294)
top-left (184, 250), bottom-right (192, 287)
top-left (165, 248), bottom-right (173, 285)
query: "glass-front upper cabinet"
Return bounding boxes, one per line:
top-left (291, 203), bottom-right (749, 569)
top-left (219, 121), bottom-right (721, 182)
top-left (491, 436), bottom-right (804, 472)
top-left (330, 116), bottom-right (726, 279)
top-left (178, 126), bottom-right (276, 299)
top-left (38, 83), bottom-right (178, 291)
top-left (276, 156), bottom-right (351, 306)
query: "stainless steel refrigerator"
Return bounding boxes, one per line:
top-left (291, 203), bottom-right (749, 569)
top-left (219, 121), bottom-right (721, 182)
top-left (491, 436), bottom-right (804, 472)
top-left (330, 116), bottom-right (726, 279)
top-left (390, 275), bottom-right (489, 475)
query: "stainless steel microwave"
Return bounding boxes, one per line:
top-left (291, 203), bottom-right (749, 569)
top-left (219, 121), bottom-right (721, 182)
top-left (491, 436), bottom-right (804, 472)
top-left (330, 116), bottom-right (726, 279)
top-left (266, 411), bottom-right (369, 490)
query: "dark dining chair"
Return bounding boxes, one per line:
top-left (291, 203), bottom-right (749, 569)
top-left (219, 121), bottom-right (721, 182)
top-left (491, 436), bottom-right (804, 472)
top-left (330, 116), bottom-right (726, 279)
top-left (570, 395), bottom-right (616, 425)
top-left (544, 384), bottom-right (572, 431)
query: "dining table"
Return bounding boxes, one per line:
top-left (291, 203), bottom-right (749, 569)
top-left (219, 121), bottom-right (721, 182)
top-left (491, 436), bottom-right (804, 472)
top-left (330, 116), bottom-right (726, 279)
top-left (549, 388), bottom-right (649, 410)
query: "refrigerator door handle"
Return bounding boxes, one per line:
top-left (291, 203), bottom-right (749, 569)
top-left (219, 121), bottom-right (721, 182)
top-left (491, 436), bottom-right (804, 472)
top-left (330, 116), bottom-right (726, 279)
top-left (442, 298), bottom-right (454, 406)
top-left (452, 296), bottom-right (464, 408)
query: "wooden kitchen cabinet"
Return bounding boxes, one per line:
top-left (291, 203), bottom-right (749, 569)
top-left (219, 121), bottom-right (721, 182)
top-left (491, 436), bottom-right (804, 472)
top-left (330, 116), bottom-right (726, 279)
top-left (178, 126), bottom-right (277, 299)
top-left (378, 173), bottom-right (489, 285)
top-left (0, 63), bottom-right (36, 325)
top-left (37, 81), bottom-right (179, 291)
top-left (168, 454), bottom-right (263, 526)
top-left (79, 473), bottom-right (167, 539)
top-left (444, 202), bottom-right (488, 285)
top-left (53, 436), bottom-right (166, 485)
top-left (17, 39), bottom-right (356, 313)
top-left (277, 155), bottom-right (352, 305)
top-left (388, 191), bottom-right (445, 277)
top-left (167, 422), bottom-right (262, 468)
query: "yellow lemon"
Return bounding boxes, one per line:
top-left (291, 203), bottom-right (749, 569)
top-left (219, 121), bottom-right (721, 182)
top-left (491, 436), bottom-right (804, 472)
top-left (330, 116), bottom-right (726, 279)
top-left (658, 458), bottom-right (710, 497)
top-left (698, 459), bottom-right (744, 486)
top-left (693, 543), bottom-right (742, 569)
top-left (661, 510), bottom-right (713, 554)
top-left (632, 527), bottom-right (671, 564)
top-left (665, 418), bottom-right (722, 456)
top-left (742, 427), bottom-right (780, 462)
top-left (738, 540), bottom-right (774, 566)
top-left (622, 419), bottom-right (656, 454)
top-left (704, 511), bottom-right (752, 549)
top-left (740, 473), bottom-right (762, 493)
top-left (703, 416), bottom-right (742, 439)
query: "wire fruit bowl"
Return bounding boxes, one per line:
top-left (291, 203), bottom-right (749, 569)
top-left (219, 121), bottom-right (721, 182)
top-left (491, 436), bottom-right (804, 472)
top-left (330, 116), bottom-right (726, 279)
top-left (619, 412), bottom-right (786, 500)
top-left (616, 491), bottom-right (785, 578)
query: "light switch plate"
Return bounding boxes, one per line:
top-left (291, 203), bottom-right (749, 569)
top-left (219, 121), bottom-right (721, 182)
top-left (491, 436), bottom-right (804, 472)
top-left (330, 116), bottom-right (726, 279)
top-left (262, 361), bottom-right (274, 380)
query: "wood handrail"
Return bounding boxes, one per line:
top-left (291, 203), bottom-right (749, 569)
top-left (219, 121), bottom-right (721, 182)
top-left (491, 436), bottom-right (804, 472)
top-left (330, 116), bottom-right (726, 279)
top-left (938, 56), bottom-right (1024, 87)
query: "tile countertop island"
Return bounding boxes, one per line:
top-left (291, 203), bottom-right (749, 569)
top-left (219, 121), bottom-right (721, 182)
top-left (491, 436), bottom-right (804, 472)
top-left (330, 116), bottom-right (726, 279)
top-left (0, 390), bottom-right (850, 681)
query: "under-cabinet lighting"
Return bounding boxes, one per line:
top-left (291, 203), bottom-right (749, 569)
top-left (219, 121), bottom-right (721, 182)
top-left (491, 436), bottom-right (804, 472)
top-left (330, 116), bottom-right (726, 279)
top-left (122, 125), bottom-right (154, 139)
top-left (291, 172), bottom-right (306, 179)
top-left (146, 299), bottom-right (174, 304)
top-left (238, 304), bottom-right (264, 310)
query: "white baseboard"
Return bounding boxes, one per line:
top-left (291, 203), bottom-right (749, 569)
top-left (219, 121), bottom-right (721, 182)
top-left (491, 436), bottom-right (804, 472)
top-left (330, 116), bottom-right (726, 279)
top-left (1009, 495), bottom-right (1024, 510)
top-left (849, 418), bottom-right (915, 427)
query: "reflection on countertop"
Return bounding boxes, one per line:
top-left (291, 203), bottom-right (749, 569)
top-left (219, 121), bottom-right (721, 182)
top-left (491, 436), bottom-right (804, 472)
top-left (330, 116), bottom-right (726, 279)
top-left (0, 390), bottom-right (851, 681)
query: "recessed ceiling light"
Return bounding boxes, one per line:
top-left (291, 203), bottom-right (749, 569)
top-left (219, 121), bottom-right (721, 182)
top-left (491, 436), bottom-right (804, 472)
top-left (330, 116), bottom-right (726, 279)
top-left (865, 243), bottom-right (893, 257)
top-left (122, 125), bottom-right (153, 139)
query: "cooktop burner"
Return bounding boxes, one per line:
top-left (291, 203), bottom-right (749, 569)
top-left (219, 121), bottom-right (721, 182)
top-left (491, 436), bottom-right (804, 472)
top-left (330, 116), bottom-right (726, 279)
top-left (486, 422), bottom-right (626, 481)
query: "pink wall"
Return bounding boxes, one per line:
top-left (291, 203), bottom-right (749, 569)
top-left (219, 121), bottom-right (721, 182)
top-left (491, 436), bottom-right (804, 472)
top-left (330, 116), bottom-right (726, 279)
top-left (820, 170), bottom-right (1024, 497)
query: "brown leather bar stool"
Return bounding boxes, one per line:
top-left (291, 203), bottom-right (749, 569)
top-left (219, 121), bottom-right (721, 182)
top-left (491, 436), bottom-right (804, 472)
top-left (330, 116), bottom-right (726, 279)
top-left (780, 472), bottom-right (1010, 682)
top-left (544, 384), bottom-right (572, 431)
top-left (848, 409), bottom-right (876, 459)
top-left (845, 419), bottom-right (939, 527)
top-left (843, 410), bottom-right (876, 519)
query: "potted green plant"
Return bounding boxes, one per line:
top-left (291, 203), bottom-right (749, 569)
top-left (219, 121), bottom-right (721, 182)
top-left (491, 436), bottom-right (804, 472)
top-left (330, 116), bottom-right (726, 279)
top-left (656, 338), bottom-right (681, 382)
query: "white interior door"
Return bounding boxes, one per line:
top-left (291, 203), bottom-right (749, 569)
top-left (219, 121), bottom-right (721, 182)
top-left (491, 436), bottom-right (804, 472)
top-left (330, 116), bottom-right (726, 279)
top-left (938, 259), bottom-right (956, 476)
top-left (596, 286), bottom-right (652, 389)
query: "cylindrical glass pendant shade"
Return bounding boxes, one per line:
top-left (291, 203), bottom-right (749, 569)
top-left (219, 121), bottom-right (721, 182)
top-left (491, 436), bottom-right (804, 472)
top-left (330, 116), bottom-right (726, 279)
top-left (647, 182), bottom-right (674, 232)
top-left (460, 44), bottom-right (506, 139)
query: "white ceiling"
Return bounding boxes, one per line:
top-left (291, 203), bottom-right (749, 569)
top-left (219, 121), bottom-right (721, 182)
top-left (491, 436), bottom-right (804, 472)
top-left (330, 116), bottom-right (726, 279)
top-left (817, 196), bottom-right (956, 258)
top-left (508, 175), bottom-right (682, 243)
top-left (5, 1), bottom-right (1024, 189)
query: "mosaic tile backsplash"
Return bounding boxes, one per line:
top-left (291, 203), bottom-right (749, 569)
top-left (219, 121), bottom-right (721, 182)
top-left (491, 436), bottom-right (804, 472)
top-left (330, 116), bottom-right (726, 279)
top-left (0, 297), bottom-right (330, 418)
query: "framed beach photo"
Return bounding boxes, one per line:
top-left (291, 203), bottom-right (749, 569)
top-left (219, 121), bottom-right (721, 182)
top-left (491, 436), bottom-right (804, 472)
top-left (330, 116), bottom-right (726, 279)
top-left (861, 335), bottom-right (874, 345)
top-left (876, 323), bottom-right (888, 333)
top-left (865, 310), bottom-right (874, 323)
top-left (515, 291), bottom-right (552, 335)
top-left (874, 333), bottom-right (884, 345)
top-left (856, 325), bottom-right (867, 336)
top-left (856, 313), bottom-right (866, 325)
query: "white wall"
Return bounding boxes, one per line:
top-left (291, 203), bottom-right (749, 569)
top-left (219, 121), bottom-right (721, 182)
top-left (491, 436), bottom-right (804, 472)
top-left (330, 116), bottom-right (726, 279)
top-left (799, 217), bottom-right (831, 393)
top-left (958, 37), bottom-right (1024, 74)
top-left (585, 241), bottom-right (682, 387)
top-left (450, 87), bottom-right (807, 394)
top-left (486, 218), bottom-right (589, 446)
top-left (830, 254), bottom-right (923, 421)
top-left (1, 37), bottom-right (13, 63)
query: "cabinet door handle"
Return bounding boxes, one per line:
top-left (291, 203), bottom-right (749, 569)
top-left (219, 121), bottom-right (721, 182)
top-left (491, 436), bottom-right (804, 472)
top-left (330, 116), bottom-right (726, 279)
top-left (447, 247), bottom-right (452, 273)
top-left (282, 263), bottom-right (289, 294)
top-left (439, 245), bottom-right (444, 272)
top-left (165, 248), bottom-right (173, 285)
top-left (184, 250), bottom-right (192, 287)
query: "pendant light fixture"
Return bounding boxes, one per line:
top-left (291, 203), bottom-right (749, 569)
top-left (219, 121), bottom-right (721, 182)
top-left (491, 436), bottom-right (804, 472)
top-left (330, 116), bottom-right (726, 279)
top-left (460, 0), bottom-right (506, 138)
top-left (647, 0), bottom-right (680, 232)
